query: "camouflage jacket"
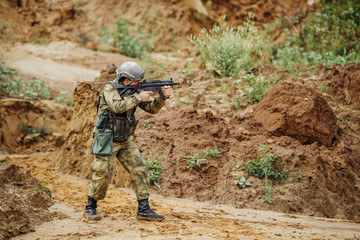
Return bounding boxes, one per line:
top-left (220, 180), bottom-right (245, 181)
top-left (98, 79), bottom-right (166, 117)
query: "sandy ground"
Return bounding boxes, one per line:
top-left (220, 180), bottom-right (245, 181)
top-left (7, 152), bottom-right (360, 240)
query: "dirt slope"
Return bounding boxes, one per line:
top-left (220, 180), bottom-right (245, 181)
top-left (0, 0), bottom-right (314, 52)
top-left (52, 62), bottom-right (360, 221)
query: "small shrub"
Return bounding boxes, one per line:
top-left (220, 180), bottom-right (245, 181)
top-left (147, 157), bottom-right (164, 189)
top-left (143, 120), bottom-right (150, 130)
top-left (267, 0), bottom-right (360, 73)
top-left (202, 149), bottom-right (221, 160)
top-left (259, 177), bottom-right (274, 204)
top-left (186, 153), bottom-right (207, 170)
top-left (243, 145), bottom-right (289, 181)
top-left (189, 13), bottom-right (263, 78)
top-left (147, 138), bottom-right (164, 188)
top-left (234, 73), bottom-right (276, 103)
top-left (100, 20), bottom-right (151, 58)
top-left (38, 181), bottom-right (54, 199)
top-left (234, 175), bottom-right (252, 189)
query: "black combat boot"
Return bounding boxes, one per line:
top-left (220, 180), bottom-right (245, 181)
top-left (84, 196), bottom-right (101, 220)
top-left (137, 199), bottom-right (164, 221)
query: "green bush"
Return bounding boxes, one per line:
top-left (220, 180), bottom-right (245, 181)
top-left (100, 20), bottom-right (151, 58)
top-left (243, 145), bottom-right (289, 181)
top-left (301, 0), bottom-right (360, 55)
top-left (189, 13), bottom-right (263, 78)
top-left (268, 0), bottom-right (360, 72)
top-left (234, 73), bottom-right (276, 103)
top-left (147, 156), bottom-right (164, 189)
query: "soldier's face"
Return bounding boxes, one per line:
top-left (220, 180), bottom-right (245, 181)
top-left (123, 79), bottom-right (141, 85)
top-left (129, 80), bottom-right (140, 86)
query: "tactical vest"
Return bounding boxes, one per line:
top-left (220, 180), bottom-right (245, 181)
top-left (94, 81), bottom-right (139, 142)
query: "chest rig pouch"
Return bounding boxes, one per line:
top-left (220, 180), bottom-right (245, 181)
top-left (96, 81), bottom-right (139, 143)
top-left (112, 115), bottom-right (139, 142)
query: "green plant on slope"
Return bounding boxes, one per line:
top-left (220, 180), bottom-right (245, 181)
top-left (202, 148), bottom-right (221, 160)
top-left (268, 0), bottom-right (360, 73)
top-left (147, 138), bottom-right (164, 189)
top-left (100, 20), bottom-right (151, 58)
top-left (147, 156), bottom-right (164, 189)
top-left (189, 13), bottom-right (263, 78)
top-left (234, 175), bottom-right (252, 189)
top-left (234, 73), bottom-right (276, 103)
top-left (186, 153), bottom-right (207, 170)
top-left (1, 60), bottom-right (50, 100)
top-left (243, 145), bottom-right (289, 181)
top-left (243, 145), bottom-right (291, 204)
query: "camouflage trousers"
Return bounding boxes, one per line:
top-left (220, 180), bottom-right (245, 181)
top-left (88, 136), bottom-right (150, 201)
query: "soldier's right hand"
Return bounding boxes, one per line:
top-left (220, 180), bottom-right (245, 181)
top-left (139, 91), bottom-right (154, 102)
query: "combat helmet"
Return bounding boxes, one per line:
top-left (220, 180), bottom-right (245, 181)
top-left (116, 61), bottom-right (145, 85)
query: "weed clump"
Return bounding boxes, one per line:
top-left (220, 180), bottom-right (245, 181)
top-left (100, 20), bottom-right (151, 58)
top-left (189, 13), bottom-right (263, 78)
top-left (0, 57), bottom-right (50, 100)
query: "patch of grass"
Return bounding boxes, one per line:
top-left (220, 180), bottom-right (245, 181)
top-left (100, 20), bottom-right (152, 58)
top-left (234, 73), bottom-right (276, 103)
top-left (243, 145), bottom-right (289, 181)
top-left (315, 84), bottom-right (329, 93)
top-left (140, 57), bottom-right (165, 79)
top-left (266, 0), bottom-right (360, 73)
top-left (0, 159), bottom-right (9, 167)
top-left (234, 97), bottom-right (243, 111)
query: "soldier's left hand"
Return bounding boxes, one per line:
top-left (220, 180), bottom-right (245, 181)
top-left (162, 86), bottom-right (173, 98)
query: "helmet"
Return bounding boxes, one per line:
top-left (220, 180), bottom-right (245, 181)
top-left (116, 61), bottom-right (145, 84)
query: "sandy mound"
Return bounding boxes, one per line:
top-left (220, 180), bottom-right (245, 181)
top-left (0, 160), bottom-right (55, 239)
top-left (254, 81), bottom-right (338, 146)
top-left (0, 98), bottom-right (73, 154)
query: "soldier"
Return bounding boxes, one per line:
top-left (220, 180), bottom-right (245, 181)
top-left (84, 61), bottom-right (173, 221)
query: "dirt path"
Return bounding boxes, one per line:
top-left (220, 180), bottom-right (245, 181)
top-left (1, 42), bottom-right (134, 96)
top-left (6, 153), bottom-right (360, 240)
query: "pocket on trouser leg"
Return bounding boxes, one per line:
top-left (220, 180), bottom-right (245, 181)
top-left (89, 156), bottom-right (111, 200)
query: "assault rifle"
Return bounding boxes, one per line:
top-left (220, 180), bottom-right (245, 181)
top-left (116, 77), bottom-right (179, 100)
